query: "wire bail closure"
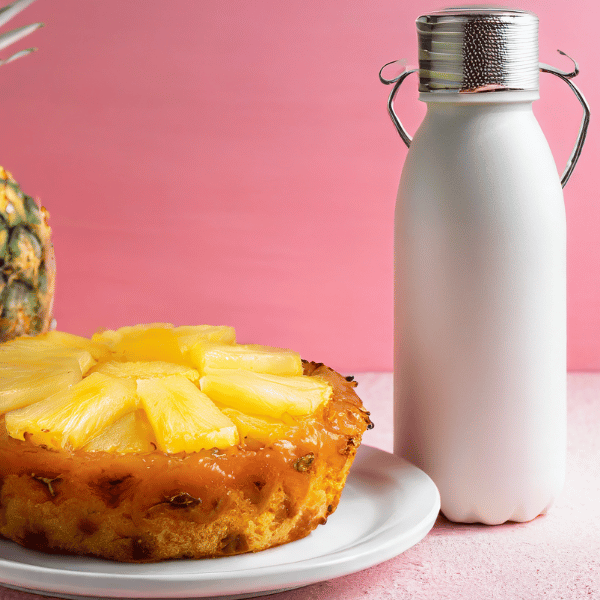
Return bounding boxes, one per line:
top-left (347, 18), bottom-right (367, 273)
top-left (379, 60), bottom-right (419, 149)
top-left (380, 52), bottom-right (590, 189)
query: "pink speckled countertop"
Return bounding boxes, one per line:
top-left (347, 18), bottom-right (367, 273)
top-left (0, 373), bottom-right (598, 600)
top-left (267, 372), bottom-right (600, 600)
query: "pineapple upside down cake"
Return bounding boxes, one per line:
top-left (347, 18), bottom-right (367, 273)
top-left (0, 323), bottom-right (372, 562)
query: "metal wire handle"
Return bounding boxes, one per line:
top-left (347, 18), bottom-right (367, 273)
top-left (379, 60), bottom-right (418, 148)
top-left (380, 51), bottom-right (591, 188)
top-left (540, 51), bottom-right (591, 188)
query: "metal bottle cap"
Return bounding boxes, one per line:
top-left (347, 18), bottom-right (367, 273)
top-left (417, 6), bottom-right (539, 93)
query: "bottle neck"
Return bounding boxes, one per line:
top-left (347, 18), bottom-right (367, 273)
top-left (419, 90), bottom-right (539, 104)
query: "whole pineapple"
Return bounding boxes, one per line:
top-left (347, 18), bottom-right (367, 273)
top-left (0, 0), bottom-right (52, 341)
top-left (0, 167), bottom-right (55, 341)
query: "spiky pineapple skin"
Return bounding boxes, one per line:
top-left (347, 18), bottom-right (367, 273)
top-left (0, 167), bottom-right (55, 342)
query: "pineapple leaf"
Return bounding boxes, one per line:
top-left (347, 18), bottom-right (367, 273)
top-left (0, 46), bottom-right (36, 66)
top-left (0, 22), bottom-right (42, 52)
top-left (0, 0), bottom-right (37, 28)
top-left (0, 0), bottom-right (42, 66)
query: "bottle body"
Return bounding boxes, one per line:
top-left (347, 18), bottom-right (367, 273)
top-left (394, 94), bottom-right (567, 524)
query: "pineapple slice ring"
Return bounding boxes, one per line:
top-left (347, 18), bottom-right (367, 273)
top-left (0, 325), bottom-right (372, 562)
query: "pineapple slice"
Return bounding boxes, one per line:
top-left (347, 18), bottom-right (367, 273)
top-left (0, 361), bottom-right (82, 413)
top-left (221, 407), bottom-right (297, 445)
top-left (1, 325), bottom-right (331, 455)
top-left (174, 325), bottom-right (236, 353)
top-left (137, 375), bottom-right (238, 453)
top-left (37, 330), bottom-right (111, 362)
top-left (92, 322), bottom-right (173, 347)
top-left (200, 369), bottom-right (332, 418)
top-left (90, 360), bottom-right (200, 383)
top-left (189, 342), bottom-right (302, 376)
top-left (0, 338), bottom-right (95, 374)
top-left (92, 324), bottom-right (186, 365)
top-left (5, 372), bottom-right (138, 450)
top-left (83, 409), bottom-right (156, 454)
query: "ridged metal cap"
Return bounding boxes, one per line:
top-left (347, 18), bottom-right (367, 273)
top-left (417, 6), bottom-right (539, 93)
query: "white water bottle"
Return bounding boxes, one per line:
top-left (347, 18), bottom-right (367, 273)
top-left (381, 7), bottom-right (590, 524)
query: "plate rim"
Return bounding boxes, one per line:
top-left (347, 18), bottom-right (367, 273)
top-left (0, 445), bottom-right (440, 598)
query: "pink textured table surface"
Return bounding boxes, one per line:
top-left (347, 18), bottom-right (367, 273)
top-left (0, 373), bottom-right (598, 600)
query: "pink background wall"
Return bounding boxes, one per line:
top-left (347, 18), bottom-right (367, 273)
top-left (3, 0), bottom-right (598, 372)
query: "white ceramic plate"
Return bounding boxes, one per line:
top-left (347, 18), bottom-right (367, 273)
top-left (0, 445), bottom-right (440, 599)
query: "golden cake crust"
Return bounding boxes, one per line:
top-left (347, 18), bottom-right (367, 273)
top-left (0, 362), bottom-right (372, 562)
